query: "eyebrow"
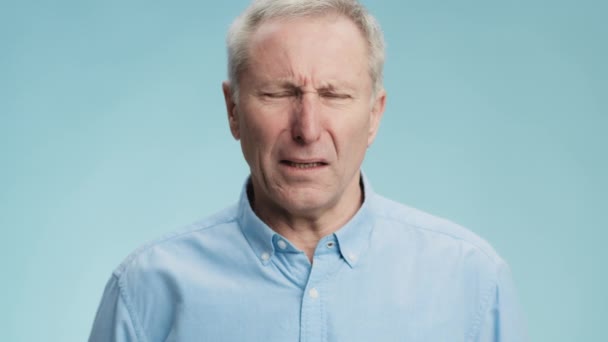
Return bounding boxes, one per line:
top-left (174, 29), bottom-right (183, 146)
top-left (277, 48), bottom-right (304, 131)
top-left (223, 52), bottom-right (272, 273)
top-left (260, 79), bottom-right (353, 93)
top-left (317, 84), bottom-right (339, 92)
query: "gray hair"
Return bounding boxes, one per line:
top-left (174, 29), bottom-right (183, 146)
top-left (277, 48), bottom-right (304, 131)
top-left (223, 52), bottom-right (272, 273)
top-left (226, 0), bottom-right (385, 103)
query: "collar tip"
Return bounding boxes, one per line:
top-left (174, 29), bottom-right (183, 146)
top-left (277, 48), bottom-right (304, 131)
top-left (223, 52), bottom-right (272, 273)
top-left (343, 258), bottom-right (358, 268)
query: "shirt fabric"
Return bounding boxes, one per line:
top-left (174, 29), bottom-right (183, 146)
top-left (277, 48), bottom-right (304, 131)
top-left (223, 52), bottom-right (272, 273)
top-left (89, 175), bottom-right (527, 341)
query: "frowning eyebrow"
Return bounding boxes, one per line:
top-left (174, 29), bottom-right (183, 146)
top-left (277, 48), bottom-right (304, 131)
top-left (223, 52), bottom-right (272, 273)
top-left (258, 79), bottom-right (356, 93)
top-left (317, 84), bottom-right (345, 93)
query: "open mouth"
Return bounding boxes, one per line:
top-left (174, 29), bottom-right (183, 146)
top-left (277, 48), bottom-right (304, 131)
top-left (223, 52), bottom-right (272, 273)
top-left (280, 160), bottom-right (328, 169)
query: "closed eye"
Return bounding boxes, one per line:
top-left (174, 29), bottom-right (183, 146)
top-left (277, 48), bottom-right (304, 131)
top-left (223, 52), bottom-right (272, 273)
top-left (261, 91), bottom-right (296, 98)
top-left (319, 91), bottom-right (352, 99)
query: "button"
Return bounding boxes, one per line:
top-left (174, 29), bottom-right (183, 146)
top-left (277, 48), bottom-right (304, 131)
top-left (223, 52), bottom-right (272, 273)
top-left (261, 252), bottom-right (270, 261)
top-left (348, 253), bottom-right (357, 261)
top-left (326, 241), bottom-right (335, 248)
top-left (308, 288), bottom-right (319, 299)
top-left (277, 240), bottom-right (287, 250)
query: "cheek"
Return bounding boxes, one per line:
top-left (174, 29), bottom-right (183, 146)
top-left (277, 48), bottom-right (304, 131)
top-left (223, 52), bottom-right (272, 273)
top-left (239, 111), bottom-right (285, 159)
top-left (331, 111), bottom-right (371, 151)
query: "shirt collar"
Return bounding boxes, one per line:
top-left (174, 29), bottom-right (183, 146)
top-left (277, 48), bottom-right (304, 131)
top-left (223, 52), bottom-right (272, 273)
top-left (237, 172), bottom-right (376, 268)
top-left (334, 173), bottom-right (375, 268)
top-left (237, 179), bottom-right (278, 265)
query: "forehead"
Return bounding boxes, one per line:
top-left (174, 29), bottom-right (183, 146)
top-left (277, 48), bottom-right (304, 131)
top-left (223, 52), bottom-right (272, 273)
top-left (243, 14), bottom-right (370, 87)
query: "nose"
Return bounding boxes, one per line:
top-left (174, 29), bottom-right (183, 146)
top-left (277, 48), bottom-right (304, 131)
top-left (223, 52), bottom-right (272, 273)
top-left (291, 92), bottom-right (321, 144)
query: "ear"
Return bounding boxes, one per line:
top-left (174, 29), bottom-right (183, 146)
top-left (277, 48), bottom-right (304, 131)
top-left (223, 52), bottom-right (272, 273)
top-left (367, 89), bottom-right (386, 146)
top-left (222, 81), bottom-right (240, 140)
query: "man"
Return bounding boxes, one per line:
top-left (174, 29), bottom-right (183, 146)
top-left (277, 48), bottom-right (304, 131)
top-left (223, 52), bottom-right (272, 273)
top-left (89, 0), bottom-right (527, 341)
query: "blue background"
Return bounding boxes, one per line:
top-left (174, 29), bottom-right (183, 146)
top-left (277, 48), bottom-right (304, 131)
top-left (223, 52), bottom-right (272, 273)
top-left (2, 0), bottom-right (606, 340)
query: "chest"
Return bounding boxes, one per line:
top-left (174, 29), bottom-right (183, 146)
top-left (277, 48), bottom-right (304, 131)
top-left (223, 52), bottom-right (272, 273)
top-left (160, 258), bottom-right (476, 342)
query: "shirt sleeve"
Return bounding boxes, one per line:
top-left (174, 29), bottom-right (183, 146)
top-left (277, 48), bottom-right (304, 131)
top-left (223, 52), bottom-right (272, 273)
top-left (476, 261), bottom-right (528, 342)
top-left (89, 274), bottom-right (141, 342)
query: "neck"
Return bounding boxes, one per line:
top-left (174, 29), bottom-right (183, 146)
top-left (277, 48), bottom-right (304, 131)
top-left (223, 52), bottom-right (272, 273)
top-left (249, 177), bottom-right (363, 261)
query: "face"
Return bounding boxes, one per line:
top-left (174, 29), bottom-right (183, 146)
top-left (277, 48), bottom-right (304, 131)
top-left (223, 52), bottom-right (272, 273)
top-left (223, 15), bottom-right (386, 220)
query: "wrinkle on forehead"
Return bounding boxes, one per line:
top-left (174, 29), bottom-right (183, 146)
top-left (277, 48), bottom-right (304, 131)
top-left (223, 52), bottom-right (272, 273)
top-left (256, 77), bottom-right (360, 93)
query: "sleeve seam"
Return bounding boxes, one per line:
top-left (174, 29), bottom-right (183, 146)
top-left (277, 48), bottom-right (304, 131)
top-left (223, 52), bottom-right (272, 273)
top-left (466, 274), bottom-right (498, 341)
top-left (115, 274), bottom-right (147, 342)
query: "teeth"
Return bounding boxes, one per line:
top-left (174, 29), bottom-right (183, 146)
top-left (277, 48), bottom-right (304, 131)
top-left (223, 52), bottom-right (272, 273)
top-left (287, 162), bottom-right (323, 169)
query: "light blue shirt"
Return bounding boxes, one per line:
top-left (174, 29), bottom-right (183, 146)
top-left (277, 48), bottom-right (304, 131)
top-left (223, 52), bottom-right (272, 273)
top-left (89, 176), bottom-right (527, 341)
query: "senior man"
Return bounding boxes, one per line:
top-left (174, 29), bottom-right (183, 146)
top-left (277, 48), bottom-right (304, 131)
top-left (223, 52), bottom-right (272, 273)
top-left (89, 0), bottom-right (527, 341)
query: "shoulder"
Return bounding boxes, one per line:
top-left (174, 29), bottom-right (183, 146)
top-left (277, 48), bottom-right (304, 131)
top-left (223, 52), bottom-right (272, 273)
top-left (96, 203), bottom-right (247, 337)
top-left (112, 203), bottom-right (241, 279)
top-left (369, 193), bottom-right (505, 267)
